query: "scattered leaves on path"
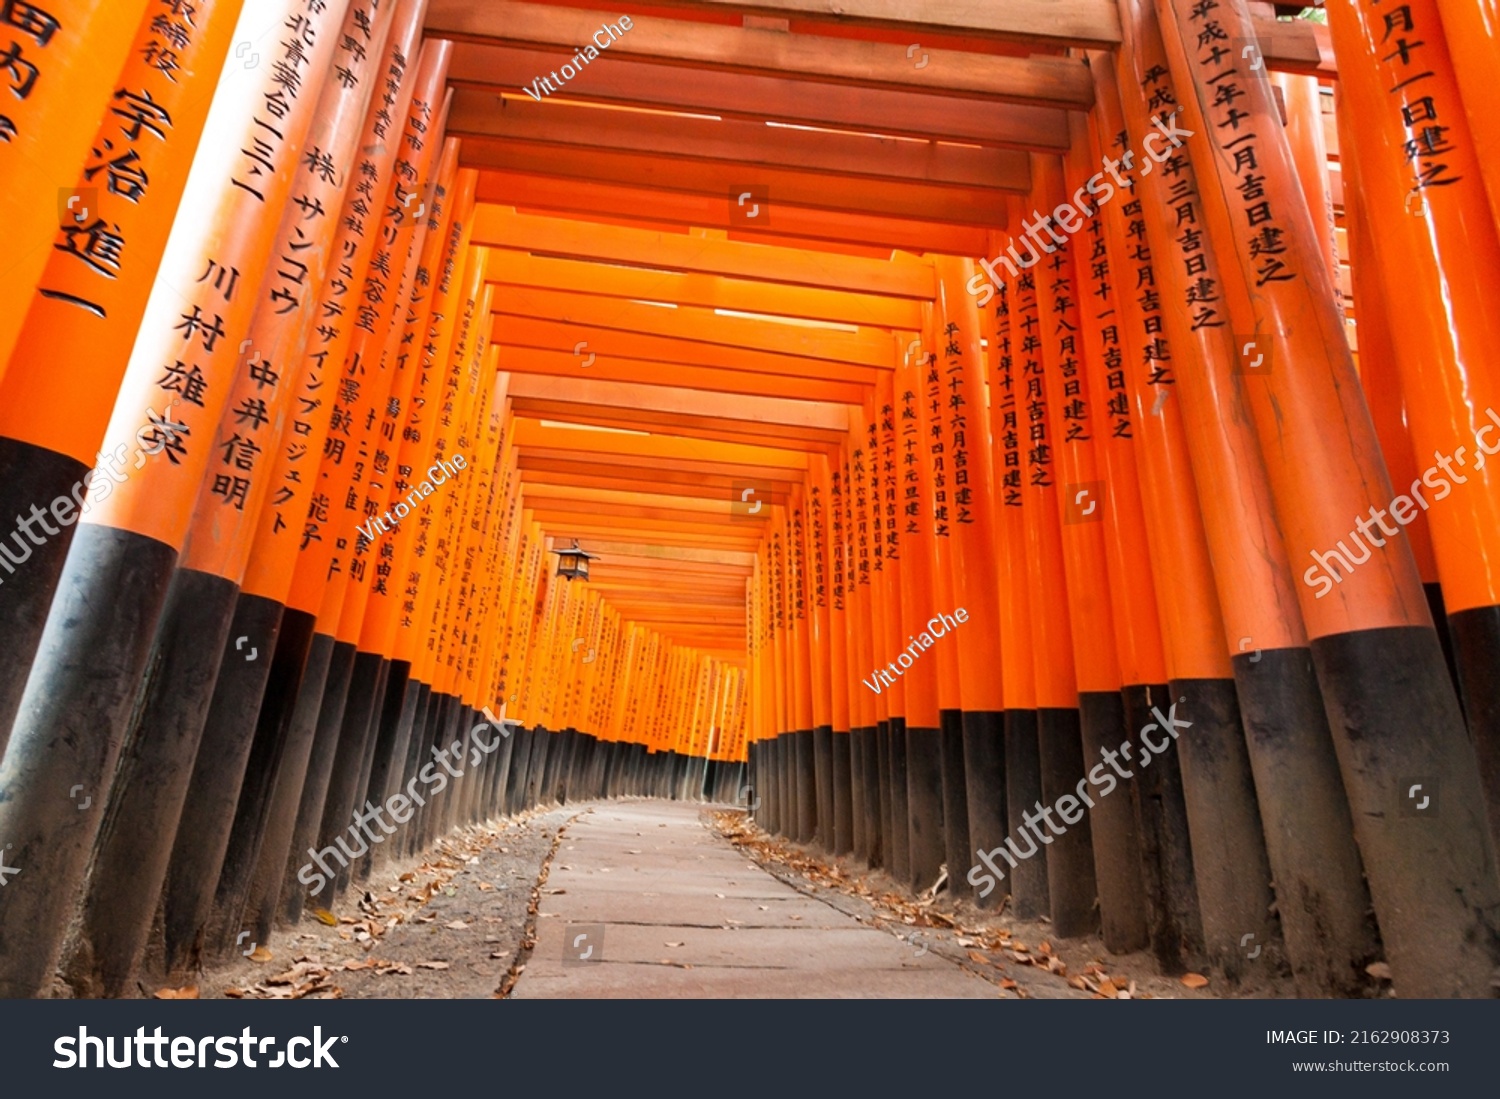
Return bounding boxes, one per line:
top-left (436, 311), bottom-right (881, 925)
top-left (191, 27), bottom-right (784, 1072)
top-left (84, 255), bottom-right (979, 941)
top-left (712, 810), bottom-right (1153, 1002)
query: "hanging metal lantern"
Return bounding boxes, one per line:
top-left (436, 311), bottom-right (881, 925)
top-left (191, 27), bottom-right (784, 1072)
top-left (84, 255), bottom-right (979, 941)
top-left (552, 539), bottom-right (597, 581)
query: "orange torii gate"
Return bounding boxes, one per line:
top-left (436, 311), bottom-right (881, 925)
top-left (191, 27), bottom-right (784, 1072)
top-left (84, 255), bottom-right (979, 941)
top-left (1, 0), bottom-right (1499, 1006)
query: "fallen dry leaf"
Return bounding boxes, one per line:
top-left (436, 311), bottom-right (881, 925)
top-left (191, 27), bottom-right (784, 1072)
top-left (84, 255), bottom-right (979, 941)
top-left (1366, 961), bottom-right (1393, 981)
top-left (1181, 973), bottom-right (1210, 989)
top-left (967, 951), bottom-right (989, 964)
top-left (417, 960), bottom-right (451, 970)
top-left (1000, 978), bottom-right (1018, 990)
top-left (312, 908), bottom-right (338, 926)
top-left (248, 946), bottom-right (273, 963)
top-left (154, 985), bottom-right (199, 999)
top-left (444, 920), bottom-right (469, 930)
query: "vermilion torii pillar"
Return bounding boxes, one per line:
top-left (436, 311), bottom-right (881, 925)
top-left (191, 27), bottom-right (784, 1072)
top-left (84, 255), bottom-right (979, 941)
top-left (0, 0), bottom-right (153, 380)
top-left (933, 256), bottom-right (1007, 905)
top-left (1327, 0), bottom-right (1500, 855)
top-left (1086, 65), bottom-right (1211, 974)
top-left (0, 0), bottom-right (244, 753)
top-left (0, 0), bottom-right (354, 999)
top-left (66, 0), bottom-right (400, 997)
top-left (976, 254), bottom-right (1049, 921)
top-left (1156, 0), bottom-right (1500, 997)
top-left (898, 325), bottom-right (950, 894)
top-left (1107, 4), bottom-right (1376, 994)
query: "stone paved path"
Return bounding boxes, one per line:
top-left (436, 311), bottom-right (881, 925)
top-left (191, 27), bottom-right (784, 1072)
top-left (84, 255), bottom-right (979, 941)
top-left (513, 801), bottom-right (996, 998)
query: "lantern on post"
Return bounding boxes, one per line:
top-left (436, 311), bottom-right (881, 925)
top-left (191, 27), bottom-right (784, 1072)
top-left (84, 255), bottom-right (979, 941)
top-left (552, 540), bottom-right (597, 581)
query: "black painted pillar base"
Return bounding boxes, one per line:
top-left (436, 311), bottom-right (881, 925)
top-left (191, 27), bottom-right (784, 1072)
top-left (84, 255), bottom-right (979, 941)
top-left (506, 722), bottom-right (534, 816)
top-left (782, 734), bottom-right (795, 834)
top-left (0, 437), bottom-right (88, 758)
top-left (1003, 708), bottom-right (1049, 920)
top-left (905, 722), bottom-right (945, 892)
top-left (813, 725), bottom-right (834, 848)
top-left (275, 640), bottom-right (358, 925)
top-left (198, 604), bottom-right (314, 963)
top-left (939, 709), bottom-right (969, 899)
top-left (0, 523), bottom-right (178, 998)
top-left (1078, 691), bottom-right (1148, 954)
top-left (362, 665), bottom-right (419, 876)
top-left (67, 567), bottom-right (242, 997)
top-left (1037, 706), bottom-right (1097, 938)
top-left (1231, 648), bottom-right (1376, 995)
top-left (960, 710), bottom-right (1005, 909)
top-left (849, 729), bottom-right (866, 859)
top-left (1450, 604), bottom-right (1500, 849)
top-left (1123, 684), bottom-right (1204, 975)
top-left (1170, 677), bottom-right (1278, 984)
top-left (872, 721), bottom-right (891, 870)
top-left (831, 730), bottom-right (853, 855)
top-left (1311, 625), bottom-right (1500, 997)
top-left (315, 652), bottom-right (390, 901)
top-left (886, 718), bottom-right (910, 885)
top-left (241, 627), bottom-right (336, 954)
top-left (404, 689), bottom-right (447, 858)
top-left (794, 730), bottom-right (817, 843)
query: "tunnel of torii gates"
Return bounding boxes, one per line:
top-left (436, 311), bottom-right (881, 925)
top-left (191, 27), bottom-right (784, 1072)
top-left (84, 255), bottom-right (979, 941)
top-left (1, 0), bottom-right (1500, 1003)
